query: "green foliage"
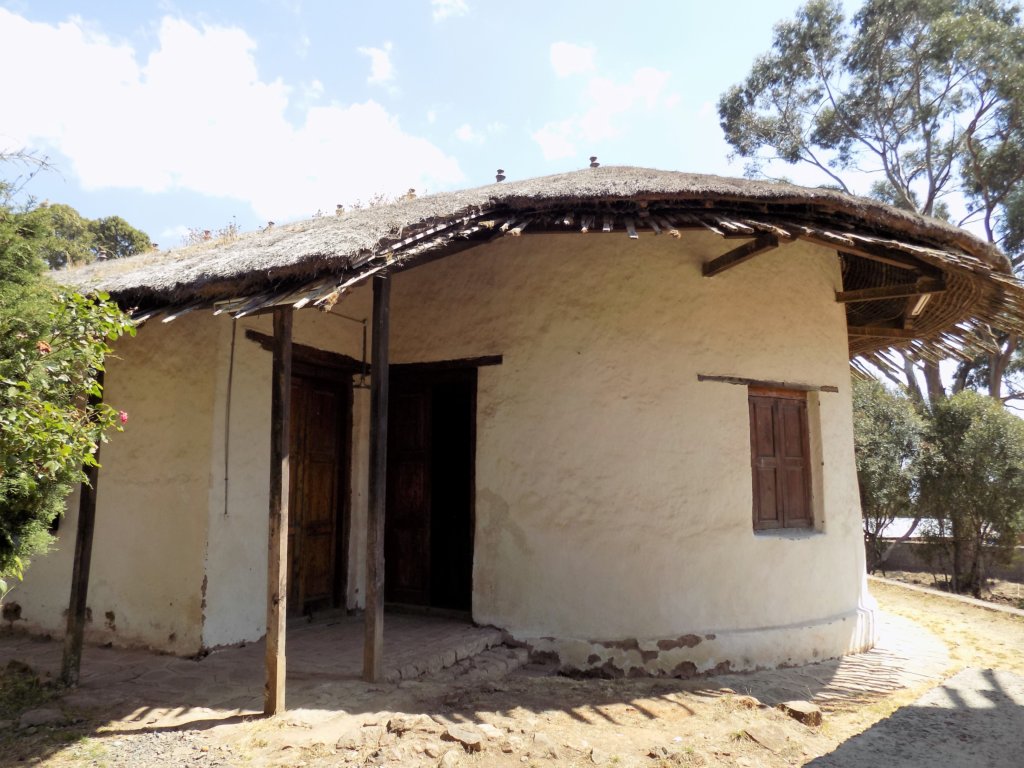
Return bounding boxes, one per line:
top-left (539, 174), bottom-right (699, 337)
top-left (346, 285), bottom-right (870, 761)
top-left (853, 378), bottom-right (923, 570)
top-left (89, 215), bottom-right (152, 260)
top-left (0, 661), bottom-right (54, 720)
top-left (917, 390), bottom-right (1024, 595)
top-left (718, 0), bottom-right (1024, 239)
top-left (18, 203), bottom-right (151, 270)
top-left (0, 201), bottom-right (135, 589)
top-left (19, 204), bottom-right (93, 271)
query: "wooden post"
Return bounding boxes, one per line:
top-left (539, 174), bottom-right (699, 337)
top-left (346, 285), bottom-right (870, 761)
top-left (265, 307), bottom-right (293, 715)
top-left (60, 375), bottom-right (104, 687)
top-left (363, 276), bottom-right (390, 682)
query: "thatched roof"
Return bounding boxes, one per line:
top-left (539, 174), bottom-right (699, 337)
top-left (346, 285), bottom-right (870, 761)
top-left (62, 166), bottom-right (1024, 363)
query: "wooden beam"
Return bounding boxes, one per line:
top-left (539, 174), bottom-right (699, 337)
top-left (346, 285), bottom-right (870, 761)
top-left (391, 355), bottom-right (503, 374)
top-left (797, 233), bottom-right (927, 272)
top-left (363, 276), bottom-right (390, 683)
top-left (847, 325), bottom-right (920, 339)
top-left (696, 373), bottom-right (839, 393)
top-left (836, 278), bottom-right (946, 304)
top-left (245, 329), bottom-right (363, 373)
top-left (60, 374), bottom-right (103, 687)
top-left (702, 234), bottom-right (779, 277)
top-left (265, 307), bottom-right (292, 715)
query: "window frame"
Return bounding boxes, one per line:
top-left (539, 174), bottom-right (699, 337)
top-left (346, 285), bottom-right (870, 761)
top-left (748, 386), bottom-right (813, 531)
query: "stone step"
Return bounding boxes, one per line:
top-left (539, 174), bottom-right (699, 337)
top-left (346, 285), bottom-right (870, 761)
top-left (426, 644), bottom-right (530, 685)
top-left (383, 626), bottom-right (506, 683)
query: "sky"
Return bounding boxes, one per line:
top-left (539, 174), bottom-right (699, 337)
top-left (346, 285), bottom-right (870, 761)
top-left (0, 0), bottom-right (848, 248)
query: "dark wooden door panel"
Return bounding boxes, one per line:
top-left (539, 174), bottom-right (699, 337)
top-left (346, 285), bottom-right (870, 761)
top-left (385, 390), bottom-right (432, 605)
top-left (385, 368), bottom-right (475, 611)
top-left (287, 373), bottom-right (351, 614)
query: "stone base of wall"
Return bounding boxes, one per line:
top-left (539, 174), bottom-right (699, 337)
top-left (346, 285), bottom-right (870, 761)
top-left (512, 607), bottom-right (877, 678)
top-left (7, 607), bottom-right (204, 657)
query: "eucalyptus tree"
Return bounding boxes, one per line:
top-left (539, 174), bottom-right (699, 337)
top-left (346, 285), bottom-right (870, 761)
top-left (719, 0), bottom-right (1024, 403)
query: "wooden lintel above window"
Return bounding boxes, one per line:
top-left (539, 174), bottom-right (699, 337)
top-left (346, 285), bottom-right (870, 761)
top-left (702, 234), bottom-right (779, 277)
top-left (836, 278), bottom-right (946, 304)
top-left (697, 373), bottom-right (839, 393)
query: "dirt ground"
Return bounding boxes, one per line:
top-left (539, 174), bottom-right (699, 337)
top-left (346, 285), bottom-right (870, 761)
top-left (880, 569), bottom-right (1024, 610)
top-left (1, 580), bottom-right (1021, 768)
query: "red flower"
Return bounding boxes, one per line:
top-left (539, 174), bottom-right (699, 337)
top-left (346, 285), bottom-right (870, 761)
top-left (118, 410), bottom-right (129, 425)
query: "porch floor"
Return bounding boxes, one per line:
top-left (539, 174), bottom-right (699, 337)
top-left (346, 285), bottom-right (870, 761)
top-left (0, 612), bottom-right (506, 722)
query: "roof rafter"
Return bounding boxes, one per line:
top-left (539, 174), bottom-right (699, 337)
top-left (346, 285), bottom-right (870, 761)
top-left (702, 234), bottom-right (780, 277)
top-left (836, 278), bottom-right (947, 303)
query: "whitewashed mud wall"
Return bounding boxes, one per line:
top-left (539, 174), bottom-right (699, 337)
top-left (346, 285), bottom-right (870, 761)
top-left (12, 314), bottom-right (219, 654)
top-left (14, 229), bottom-right (873, 671)
top-left (388, 232), bottom-right (874, 675)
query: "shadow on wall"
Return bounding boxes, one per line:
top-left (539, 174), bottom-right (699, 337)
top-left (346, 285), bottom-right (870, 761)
top-left (807, 668), bottom-right (1024, 768)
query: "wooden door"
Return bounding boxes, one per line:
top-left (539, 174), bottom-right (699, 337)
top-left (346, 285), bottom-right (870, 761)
top-left (385, 367), bottom-right (475, 610)
top-left (385, 387), bottom-right (433, 605)
top-left (287, 372), bottom-right (351, 615)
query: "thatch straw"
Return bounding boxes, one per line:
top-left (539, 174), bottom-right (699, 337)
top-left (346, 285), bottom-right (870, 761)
top-left (58, 165), bottom-right (1024, 361)
top-left (63, 166), bottom-right (1007, 303)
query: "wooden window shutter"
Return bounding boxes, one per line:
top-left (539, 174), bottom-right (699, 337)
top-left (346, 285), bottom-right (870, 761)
top-left (749, 388), bottom-right (812, 530)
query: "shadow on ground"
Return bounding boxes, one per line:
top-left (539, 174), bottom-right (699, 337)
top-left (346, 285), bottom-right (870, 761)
top-left (807, 668), bottom-right (1024, 768)
top-left (0, 610), bottom-right (951, 765)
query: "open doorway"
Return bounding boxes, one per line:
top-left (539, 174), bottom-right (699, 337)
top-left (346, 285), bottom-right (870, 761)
top-left (385, 365), bottom-right (476, 613)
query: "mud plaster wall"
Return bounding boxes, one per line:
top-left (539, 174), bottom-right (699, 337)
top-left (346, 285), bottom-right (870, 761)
top-left (388, 232), bottom-right (872, 671)
top-left (201, 295), bottom-right (371, 648)
top-left (13, 314), bottom-right (219, 654)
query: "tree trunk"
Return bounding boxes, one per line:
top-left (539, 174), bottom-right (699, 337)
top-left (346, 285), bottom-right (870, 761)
top-left (923, 360), bottom-right (945, 403)
top-left (877, 516), bottom-right (922, 571)
top-left (901, 355), bottom-right (926, 407)
top-left (988, 335), bottom-right (1018, 401)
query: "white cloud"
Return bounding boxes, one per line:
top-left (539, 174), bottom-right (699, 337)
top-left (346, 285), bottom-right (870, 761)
top-left (157, 224), bottom-right (190, 247)
top-left (531, 120), bottom-right (576, 161)
top-left (454, 123), bottom-right (483, 144)
top-left (0, 11), bottom-right (463, 221)
top-left (531, 67), bottom-right (671, 161)
top-left (549, 42), bottom-right (596, 77)
top-left (306, 79), bottom-right (324, 98)
top-left (431, 0), bottom-right (468, 21)
top-left (357, 41), bottom-right (394, 85)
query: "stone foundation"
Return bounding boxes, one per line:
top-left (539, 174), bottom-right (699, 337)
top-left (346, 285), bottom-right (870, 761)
top-left (515, 606), bottom-right (877, 678)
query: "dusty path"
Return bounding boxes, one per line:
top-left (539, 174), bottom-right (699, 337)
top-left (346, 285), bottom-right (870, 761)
top-left (0, 581), bottom-right (1020, 767)
top-left (807, 668), bottom-right (1024, 768)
